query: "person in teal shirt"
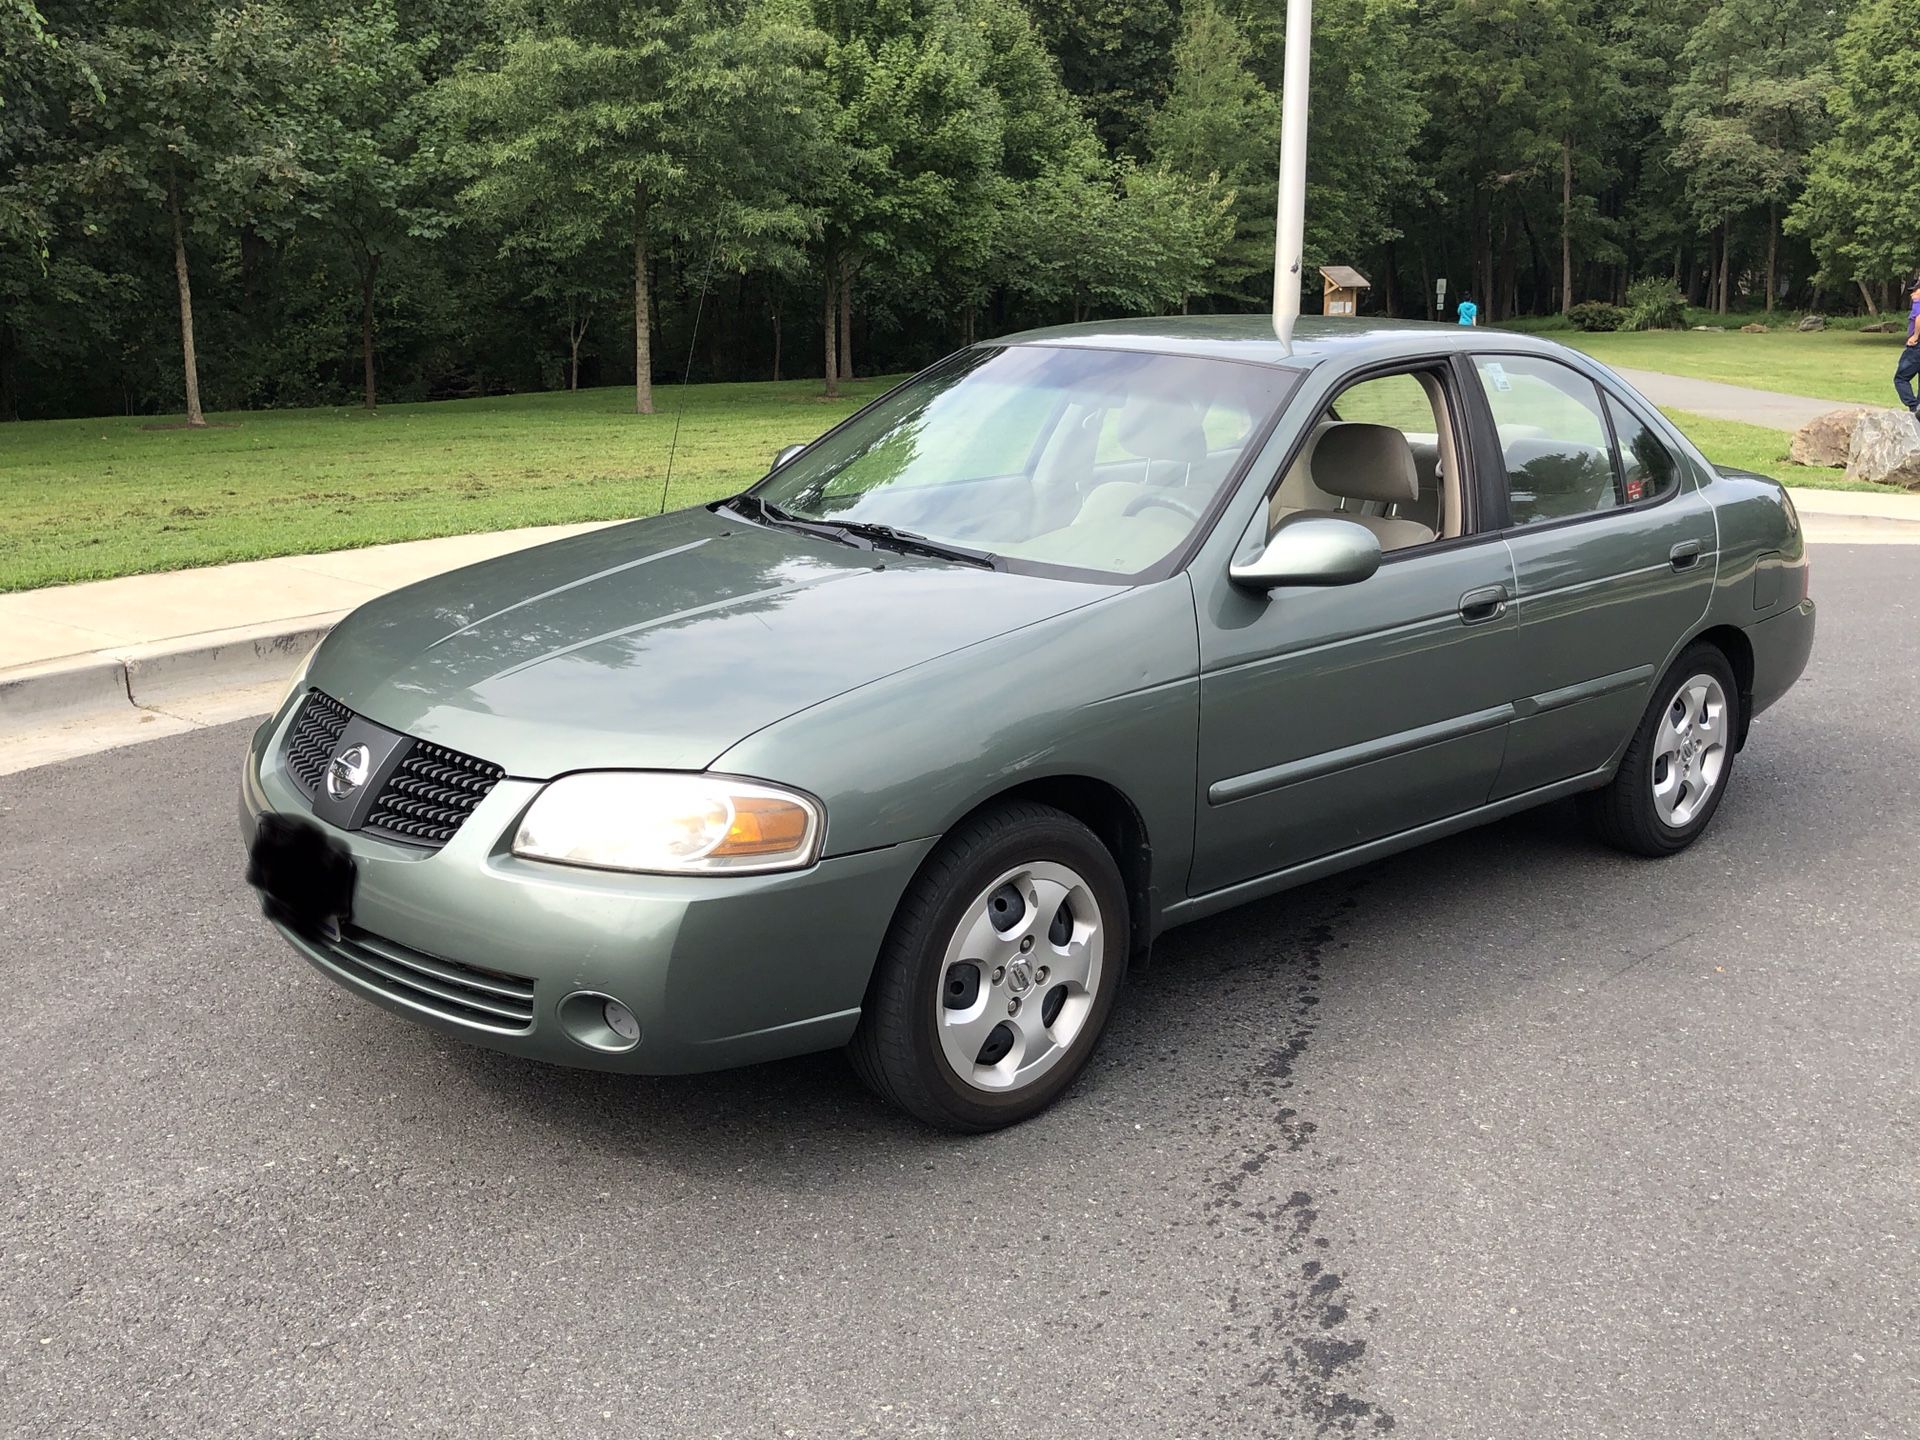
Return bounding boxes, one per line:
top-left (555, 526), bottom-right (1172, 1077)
top-left (1456, 294), bottom-right (1478, 327)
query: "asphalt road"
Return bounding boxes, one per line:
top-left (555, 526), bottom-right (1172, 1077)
top-left (3, 546), bottom-right (1915, 1440)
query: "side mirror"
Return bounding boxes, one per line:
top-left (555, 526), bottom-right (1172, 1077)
top-left (770, 443), bottom-right (806, 473)
top-left (1229, 515), bottom-right (1382, 591)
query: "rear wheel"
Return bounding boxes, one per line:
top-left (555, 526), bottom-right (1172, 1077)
top-left (848, 802), bottom-right (1129, 1131)
top-left (1583, 643), bottom-right (1740, 857)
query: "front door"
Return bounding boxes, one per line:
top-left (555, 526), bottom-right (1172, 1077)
top-left (1188, 361), bottom-right (1521, 897)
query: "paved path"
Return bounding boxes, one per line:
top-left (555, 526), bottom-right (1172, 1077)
top-left (2, 543), bottom-right (1913, 1439)
top-left (1615, 366), bottom-right (1858, 432)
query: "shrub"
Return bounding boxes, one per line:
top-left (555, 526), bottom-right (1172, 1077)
top-left (1567, 301), bottom-right (1627, 332)
top-left (1624, 279), bottom-right (1687, 331)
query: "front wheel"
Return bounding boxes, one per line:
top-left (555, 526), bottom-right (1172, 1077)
top-left (848, 802), bottom-right (1129, 1131)
top-left (1583, 643), bottom-right (1741, 857)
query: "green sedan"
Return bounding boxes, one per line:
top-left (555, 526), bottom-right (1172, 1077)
top-left (242, 316), bottom-right (1815, 1130)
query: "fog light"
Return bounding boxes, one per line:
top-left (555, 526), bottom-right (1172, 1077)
top-left (603, 999), bottom-right (640, 1043)
top-left (557, 989), bottom-right (641, 1053)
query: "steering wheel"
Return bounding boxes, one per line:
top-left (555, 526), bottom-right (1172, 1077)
top-left (1121, 490), bottom-right (1204, 523)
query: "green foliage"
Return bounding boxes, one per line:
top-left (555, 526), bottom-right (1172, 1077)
top-left (1792, 0), bottom-right (1920, 288)
top-left (1567, 300), bottom-right (1627, 332)
top-left (1625, 277), bottom-right (1687, 329)
top-left (0, 0), bottom-right (1910, 428)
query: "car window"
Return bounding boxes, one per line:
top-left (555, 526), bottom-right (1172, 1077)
top-left (1267, 367), bottom-right (1459, 548)
top-left (1329, 373), bottom-right (1433, 434)
top-left (1474, 355), bottom-right (1619, 526)
top-left (1605, 395), bottom-right (1681, 505)
top-left (755, 346), bottom-right (1296, 582)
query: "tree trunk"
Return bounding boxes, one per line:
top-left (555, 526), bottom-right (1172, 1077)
top-left (1560, 137), bottom-right (1574, 314)
top-left (569, 311), bottom-right (590, 390)
top-left (633, 185), bottom-right (653, 414)
top-left (359, 249), bottom-right (380, 410)
top-left (168, 177), bottom-right (207, 428)
top-left (837, 266), bottom-right (853, 381)
top-left (0, 320), bottom-right (17, 421)
top-left (1856, 278), bottom-right (1878, 316)
top-left (1765, 203), bottom-right (1778, 315)
top-left (770, 308), bottom-right (782, 382)
top-left (822, 264), bottom-right (839, 399)
top-left (1723, 223), bottom-right (1735, 314)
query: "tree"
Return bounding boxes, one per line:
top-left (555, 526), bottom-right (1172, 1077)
top-left (1145, 0), bottom-right (1278, 294)
top-left (1668, 0), bottom-right (1837, 314)
top-left (443, 0), bottom-right (814, 414)
top-left (802, 0), bottom-right (1004, 395)
top-left (1791, 0), bottom-right (1917, 303)
top-left (68, 4), bottom-right (317, 425)
top-left (291, 4), bottom-right (443, 410)
top-left (1022, 0), bottom-right (1176, 157)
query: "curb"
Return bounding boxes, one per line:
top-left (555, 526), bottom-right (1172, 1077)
top-left (0, 614), bottom-right (341, 738)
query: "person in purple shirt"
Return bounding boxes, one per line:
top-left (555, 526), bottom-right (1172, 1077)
top-left (1897, 275), bottom-right (1920, 420)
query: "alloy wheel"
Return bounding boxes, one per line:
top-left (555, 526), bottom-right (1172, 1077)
top-left (936, 860), bottom-right (1104, 1093)
top-left (1650, 672), bottom-right (1730, 828)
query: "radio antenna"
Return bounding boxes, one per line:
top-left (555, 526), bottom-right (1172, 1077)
top-left (658, 234), bottom-right (722, 517)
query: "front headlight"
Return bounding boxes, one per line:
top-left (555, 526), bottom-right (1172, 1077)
top-left (511, 772), bottom-right (825, 876)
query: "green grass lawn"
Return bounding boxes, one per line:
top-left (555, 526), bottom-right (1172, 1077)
top-left (0, 369), bottom-right (1879, 594)
top-left (1523, 323), bottom-right (1907, 407)
top-left (1660, 409), bottom-right (1886, 492)
top-left (0, 378), bottom-right (892, 593)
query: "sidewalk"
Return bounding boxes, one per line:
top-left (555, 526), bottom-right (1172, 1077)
top-left (1614, 367), bottom-right (1843, 433)
top-left (0, 520), bottom-right (614, 772)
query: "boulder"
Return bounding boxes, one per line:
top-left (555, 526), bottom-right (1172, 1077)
top-left (1739, 322), bottom-right (1769, 334)
top-left (1791, 407), bottom-right (1873, 468)
top-left (1691, 324), bottom-right (1726, 332)
top-left (1845, 409), bottom-right (1920, 489)
top-left (1860, 320), bottom-right (1900, 334)
top-left (1797, 314), bottom-right (1827, 332)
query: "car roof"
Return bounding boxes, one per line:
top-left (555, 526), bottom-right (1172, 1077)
top-left (985, 314), bottom-right (1577, 373)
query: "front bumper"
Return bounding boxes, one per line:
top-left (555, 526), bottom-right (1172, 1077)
top-left (239, 705), bottom-right (933, 1074)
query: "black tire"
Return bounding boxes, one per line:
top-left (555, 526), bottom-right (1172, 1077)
top-left (848, 801), bottom-right (1130, 1131)
top-left (1583, 642), bottom-right (1742, 857)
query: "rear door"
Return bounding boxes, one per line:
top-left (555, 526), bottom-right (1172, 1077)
top-left (1464, 353), bottom-right (1717, 798)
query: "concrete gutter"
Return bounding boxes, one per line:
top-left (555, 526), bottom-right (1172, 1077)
top-left (0, 616), bottom-right (339, 731)
top-left (0, 520), bottom-right (618, 772)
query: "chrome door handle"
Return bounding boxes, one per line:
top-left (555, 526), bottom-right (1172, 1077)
top-left (1670, 540), bottom-right (1704, 570)
top-left (1458, 584), bottom-right (1509, 625)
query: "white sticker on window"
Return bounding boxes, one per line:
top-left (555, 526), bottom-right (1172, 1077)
top-left (1485, 362), bottom-right (1511, 393)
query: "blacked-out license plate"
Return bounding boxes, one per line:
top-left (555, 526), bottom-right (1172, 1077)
top-left (246, 814), bottom-right (356, 941)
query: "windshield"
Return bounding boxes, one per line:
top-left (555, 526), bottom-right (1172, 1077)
top-left (751, 345), bottom-right (1297, 580)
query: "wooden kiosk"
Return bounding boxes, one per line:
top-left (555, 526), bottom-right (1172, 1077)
top-left (1319, 265), bottom-right (1371, 318)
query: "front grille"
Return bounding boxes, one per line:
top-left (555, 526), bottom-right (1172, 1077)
top-left (285, 689), bottom-right (351, 798)
top-left (364, 740), bottom-right (506, 848)
top-left (317, 925), bottom-right (535, 1032)
top-left (282, 690), bottom-right (503, 851)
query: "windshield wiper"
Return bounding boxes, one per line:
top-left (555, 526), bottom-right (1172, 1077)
top-left (719, 495), bottom-right (1001, 570)
top-left (827, 520), bottom-right (1004, 570)
top-left (719, 493), bottom-right (874, 551)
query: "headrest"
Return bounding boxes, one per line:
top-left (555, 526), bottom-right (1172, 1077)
top-left (1310, 422), bottom-right (1419, 505)
top-left (1113, 394), bottom-right (1208, 465)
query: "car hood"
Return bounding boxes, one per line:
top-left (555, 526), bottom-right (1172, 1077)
top-left (309, 506), bottom-right (1114, 777)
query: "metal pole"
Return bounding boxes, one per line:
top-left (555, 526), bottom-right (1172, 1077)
top-left (1272, 0), bottom-right (1314, 353)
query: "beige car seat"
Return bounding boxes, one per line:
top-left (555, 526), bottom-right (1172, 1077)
top-left (1269, 422), bottom-right (1436, 551)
